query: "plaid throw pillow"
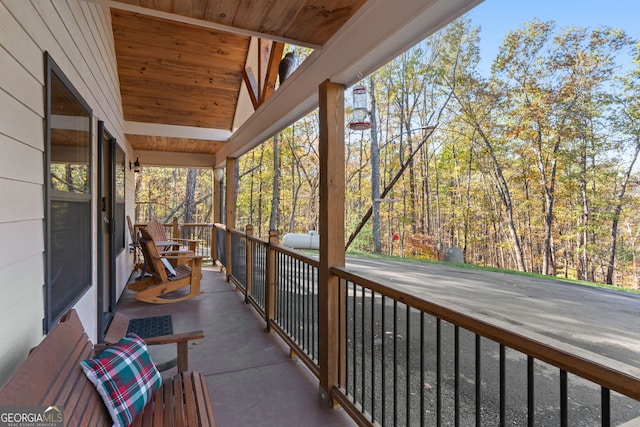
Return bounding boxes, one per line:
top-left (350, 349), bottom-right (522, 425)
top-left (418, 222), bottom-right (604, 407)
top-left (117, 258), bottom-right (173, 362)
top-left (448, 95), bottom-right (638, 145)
top-left (80, 333), bottom-right (162, 427)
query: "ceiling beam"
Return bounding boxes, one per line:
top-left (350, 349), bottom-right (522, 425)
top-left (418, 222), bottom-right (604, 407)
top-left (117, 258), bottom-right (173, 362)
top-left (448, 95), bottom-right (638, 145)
top-left (262, 42), bottom-right (284, 103)
top-left (124, 121), bottom-right (231, 141)
top-left (134, 150), bottom-right (215, 168)
top-left (85, 0), bottom-right (321, 49)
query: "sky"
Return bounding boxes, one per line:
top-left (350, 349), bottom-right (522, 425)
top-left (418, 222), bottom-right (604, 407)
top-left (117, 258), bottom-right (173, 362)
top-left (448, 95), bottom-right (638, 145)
top-left (464, 0), bottom-right (640, 75)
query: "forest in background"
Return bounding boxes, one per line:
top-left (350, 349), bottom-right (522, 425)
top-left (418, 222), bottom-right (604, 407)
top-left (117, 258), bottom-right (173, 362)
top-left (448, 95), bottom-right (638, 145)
top-left (135, 17), bottom-right (640, 288)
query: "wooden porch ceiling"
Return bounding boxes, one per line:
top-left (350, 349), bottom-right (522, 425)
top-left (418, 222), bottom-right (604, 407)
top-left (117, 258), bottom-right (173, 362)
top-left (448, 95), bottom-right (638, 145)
top-left (93, 0), bottom-right (481, 162)
top-left (101, 0), bottom-right (367, 156)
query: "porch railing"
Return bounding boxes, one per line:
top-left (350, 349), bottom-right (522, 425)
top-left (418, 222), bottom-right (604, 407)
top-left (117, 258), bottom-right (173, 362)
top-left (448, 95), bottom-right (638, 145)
top-left (213, 224), bottom-right (640, 427)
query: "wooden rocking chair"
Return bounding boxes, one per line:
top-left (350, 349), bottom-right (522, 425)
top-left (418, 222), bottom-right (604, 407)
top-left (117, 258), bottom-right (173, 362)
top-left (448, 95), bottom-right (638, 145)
top-left (146, 219), bottom-right (197, 252)
top-left (127, 228), bottom-right (204, 304)
top-left (145, 219), bottom-right (198, 267)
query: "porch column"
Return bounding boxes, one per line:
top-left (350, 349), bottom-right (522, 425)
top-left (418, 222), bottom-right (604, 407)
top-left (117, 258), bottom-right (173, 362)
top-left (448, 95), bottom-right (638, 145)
top-left (318, 79), bottom-right (345, 406)
top-left (212, 167), bottom-right (222, 262)
top-left (225, 157), bottom-right (237, 280)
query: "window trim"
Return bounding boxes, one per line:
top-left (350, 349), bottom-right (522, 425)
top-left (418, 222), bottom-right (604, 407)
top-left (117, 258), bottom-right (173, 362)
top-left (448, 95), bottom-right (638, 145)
top-left (44, 52), bottom-right (93, 333)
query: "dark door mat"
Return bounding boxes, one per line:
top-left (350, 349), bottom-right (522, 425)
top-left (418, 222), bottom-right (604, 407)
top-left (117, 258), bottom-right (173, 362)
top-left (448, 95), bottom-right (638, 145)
top-left (127, 315), bottom-right (173, 338)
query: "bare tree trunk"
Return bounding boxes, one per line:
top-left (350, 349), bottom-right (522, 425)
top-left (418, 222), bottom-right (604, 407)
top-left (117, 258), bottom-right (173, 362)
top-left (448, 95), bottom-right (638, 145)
top-left (269, 134), bottom-right (280, 231)
top-left (370, 76), bottom-right (382, 253)
top-left (579, 137), bottom-right (589, 281)
top-left (249, 150), bottom-right (256, 225)
top-left (346, 128), bottom-right (435, 250)
top-left (606, 140), bottom-right (640, 284)
top-left (288, 161), bottom-right (302, 232)
top-left (476, 127), bottom-right (527, 272)
top-left (183, 168), bottom-right (197, 224)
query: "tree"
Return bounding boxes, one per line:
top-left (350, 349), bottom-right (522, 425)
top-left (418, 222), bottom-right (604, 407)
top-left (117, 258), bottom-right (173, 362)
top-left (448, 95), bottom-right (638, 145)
top-left (605, 43), bottom-right (640, 284)
top-left (269, 134), bottom-right (280, 231)
top-left (369, 75), bottom-right (382, 253)
top-left (492, 20), bottom-right (631, 275)
top-left (183, 168), bottom-right (197, 223)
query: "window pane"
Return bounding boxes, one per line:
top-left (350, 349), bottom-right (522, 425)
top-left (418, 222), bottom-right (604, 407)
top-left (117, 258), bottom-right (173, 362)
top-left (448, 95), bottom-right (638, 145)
top-left (45, 55), bottom-right (92, 331)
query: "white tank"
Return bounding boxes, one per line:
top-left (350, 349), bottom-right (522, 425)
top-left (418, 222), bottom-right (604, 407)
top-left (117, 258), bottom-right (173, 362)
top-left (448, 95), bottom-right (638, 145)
top-left (282, 230), bottom-right (320, 250)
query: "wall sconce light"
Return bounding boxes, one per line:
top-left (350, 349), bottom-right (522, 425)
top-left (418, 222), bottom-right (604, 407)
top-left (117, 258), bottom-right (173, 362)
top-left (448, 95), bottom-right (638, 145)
top-left (213, 168), bottom-right (224, 182)
top-left (129, 157), bottom-right (141, 173)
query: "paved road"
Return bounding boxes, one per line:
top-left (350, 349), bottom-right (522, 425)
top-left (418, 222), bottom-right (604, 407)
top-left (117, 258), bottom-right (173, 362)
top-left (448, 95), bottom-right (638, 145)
top-left (346, 257), bottom-right (640, 370)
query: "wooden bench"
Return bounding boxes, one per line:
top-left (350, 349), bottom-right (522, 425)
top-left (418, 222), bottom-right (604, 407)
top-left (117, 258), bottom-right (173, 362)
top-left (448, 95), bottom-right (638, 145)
top-left (0, 310), bottom-right (216, 426)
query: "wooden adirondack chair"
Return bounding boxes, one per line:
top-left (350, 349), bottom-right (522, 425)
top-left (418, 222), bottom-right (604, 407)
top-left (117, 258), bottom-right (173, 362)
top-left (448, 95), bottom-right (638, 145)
top-left (145, 219), bottom-right (197, 267)
top-left (145, 219), bottom-right (197, 252)
top-left (127, 228), bottom-right (203, 304)
top-left (126, 215), bottom-right (144, 272)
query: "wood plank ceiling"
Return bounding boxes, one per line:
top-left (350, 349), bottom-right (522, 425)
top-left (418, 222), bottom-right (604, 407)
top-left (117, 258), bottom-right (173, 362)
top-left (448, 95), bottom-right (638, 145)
top-left (107, 0), bottom-right (368, 155)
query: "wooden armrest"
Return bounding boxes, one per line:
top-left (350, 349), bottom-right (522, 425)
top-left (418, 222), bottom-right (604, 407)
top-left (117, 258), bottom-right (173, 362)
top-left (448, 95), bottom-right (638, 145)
top-left (145, 330), bottom-right (204, 373)
top-left (104, 311), bottom-right (205, 373)
top-left (156, 238), bottom-right (196, 246)
top-left (95, 331), bottom-right (203, 372)
top-left (144, 330), bottom-right (204, 346)
top-left (158, 249), bottom-right (192, 254)
top-left (153, 253), bottom-right (203, 260)
top-left (166, 238), bottom-right (197, 243)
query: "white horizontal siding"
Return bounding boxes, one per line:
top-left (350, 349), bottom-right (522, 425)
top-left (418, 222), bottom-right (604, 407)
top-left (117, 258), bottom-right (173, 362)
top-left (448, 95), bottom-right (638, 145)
top-left (0, 133), bottom-right (43, 185)
top-left (0, 46), bottom-right (43, 116)
top-left (0, 220), bottom-right (43, 270)
top-left (0, 3), bottom-right (43, 85)
top-left (0, 260), bottom-right (44, 382)
top-left (0, 0), bottom-right (131, 384)
top-left (0, 180), bottom-right (43, 223)
top-left (0, 88), bottom-right (43, 151)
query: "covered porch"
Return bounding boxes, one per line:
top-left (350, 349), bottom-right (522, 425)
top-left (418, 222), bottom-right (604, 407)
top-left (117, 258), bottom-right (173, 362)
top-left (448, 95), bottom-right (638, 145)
top-left (117, 266), bottom-right (353, 426)
top-left (2, 0), bottom-right (640, 425)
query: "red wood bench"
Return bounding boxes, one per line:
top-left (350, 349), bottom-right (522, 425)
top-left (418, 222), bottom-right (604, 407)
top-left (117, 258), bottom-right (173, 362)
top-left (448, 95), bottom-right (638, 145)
top-left (0, 310), bottom-right (216, 426)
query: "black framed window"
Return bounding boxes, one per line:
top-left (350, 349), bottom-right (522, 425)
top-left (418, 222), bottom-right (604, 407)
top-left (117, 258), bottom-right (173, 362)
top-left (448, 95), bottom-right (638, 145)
top-left (44, 53), bottom-right (93, 332)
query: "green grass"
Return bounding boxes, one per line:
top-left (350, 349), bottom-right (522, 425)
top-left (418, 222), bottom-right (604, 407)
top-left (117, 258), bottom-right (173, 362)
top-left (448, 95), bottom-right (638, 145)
top-left (345, 250), bottom-right (640, 295)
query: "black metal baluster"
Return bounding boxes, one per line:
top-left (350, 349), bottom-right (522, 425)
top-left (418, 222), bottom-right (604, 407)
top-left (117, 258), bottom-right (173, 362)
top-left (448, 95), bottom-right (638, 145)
top-left (437, 318), bottom-right (442, 427)
top-left (352, 281), bottom-right (357, 399)
top-left (560, 369), bottom-right (567, 427)
top-left (394, 300), bottom-right (398, 427)
top-left (455, 326), bottom-right (460, 427)
top-left (420, 312), bottom-right (425, 427)
top-left (313, 266), bottom-right (318, 361)
top-left (298, 259), bottom-right (302, 345)
top-left (301, 262), bottom-right (306, 352)
top-left (382, 295), bottom-right (386, 425)
top-left (294, 258), bottom-right (299, 344)
top-left (407, 305), bottom-right (411, 427)
top-left (500, 344), bottom-right (505, 427)
top-left (528, 355), bottom-right (534, 427)
top-left (601, 387), bottom-right (610, 427)
top-left (344, 279), bottom-right (349, 396)
top-left (291, 257), bottom-right (295, 339)
top-left (371, 289), bottom-right (376, 423)
top-left (287, 255), bottom-right (291, 335)
top-left (338, 278), bottom-right (343, 390)
top-left (305, 263), bottom-right (310, 354)
top-left (361, 285), bottom-right (366, 414)
top-left (476, 334), bottom-right (481, 427)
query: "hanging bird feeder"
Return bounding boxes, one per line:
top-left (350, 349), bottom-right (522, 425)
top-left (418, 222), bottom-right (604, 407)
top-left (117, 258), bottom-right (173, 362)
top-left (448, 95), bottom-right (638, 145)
top-left (348, 85), bottom-right (371, 131)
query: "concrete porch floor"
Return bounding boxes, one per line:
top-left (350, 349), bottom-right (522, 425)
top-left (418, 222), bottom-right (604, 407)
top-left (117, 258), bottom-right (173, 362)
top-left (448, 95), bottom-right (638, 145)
top-left (118, 266), bottom-right (354, 427)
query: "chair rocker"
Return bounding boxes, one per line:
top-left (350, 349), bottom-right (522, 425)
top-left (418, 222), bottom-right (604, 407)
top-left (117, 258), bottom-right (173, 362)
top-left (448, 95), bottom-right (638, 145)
top-left (127, 228), bottom-right (204, 304)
